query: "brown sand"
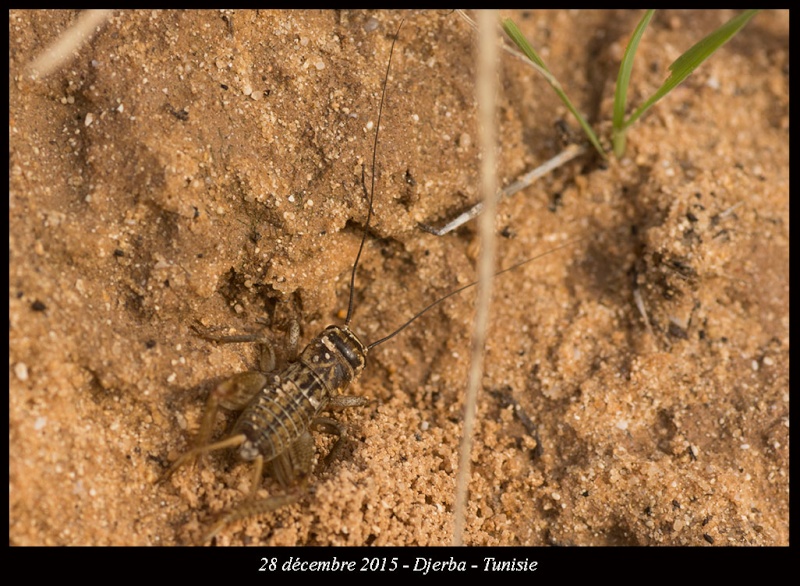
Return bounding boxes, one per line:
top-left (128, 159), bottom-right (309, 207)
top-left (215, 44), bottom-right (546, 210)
top-left (9, 10), bottom-right (788, 546)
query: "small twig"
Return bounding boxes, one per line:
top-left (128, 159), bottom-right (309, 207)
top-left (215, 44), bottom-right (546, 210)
top-left (420, 143), bottom-right (586, 236)
top-left (633, 287), bottom-right (657, 340)
top-left (27, 10), bottom-right (113, 80)
top-left (713, 201), bottom-right (744, 223)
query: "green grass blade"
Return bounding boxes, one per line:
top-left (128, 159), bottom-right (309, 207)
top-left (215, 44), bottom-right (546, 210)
top-left (502, 18), bottom-right (606, 159)
top-left (612, 10), bottom-right (655, 158)
top-left (624, 9), bottom-right (760, 130)
top-left (502, 18), bottom-right (549, 71)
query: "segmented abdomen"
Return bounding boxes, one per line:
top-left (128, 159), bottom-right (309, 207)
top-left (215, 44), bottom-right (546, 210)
top-left (232, 325), bottom-right (367, 462)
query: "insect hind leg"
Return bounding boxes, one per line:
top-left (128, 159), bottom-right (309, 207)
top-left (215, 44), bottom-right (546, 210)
top-left (157, 433), bottom-right (247, 485)
top-left (202, 432), bottom-right (315, 543)
top-left (202, 487), bottom-right (305, 544)
top-left (158, 371), bottom-right (268, 484)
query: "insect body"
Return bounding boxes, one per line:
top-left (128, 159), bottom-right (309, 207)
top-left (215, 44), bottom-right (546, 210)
top-left (158, 324), bottom-right (371, 542)
top-left (232, 325), bottom-right (367, 470)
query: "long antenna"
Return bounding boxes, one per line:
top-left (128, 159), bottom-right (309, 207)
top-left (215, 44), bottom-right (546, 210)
top-left (343, 18), bottom-right (581, 350)
top-left (345, 19), bottom-right (405, 327)
top-left (366, 237), bottom-right (583, 350)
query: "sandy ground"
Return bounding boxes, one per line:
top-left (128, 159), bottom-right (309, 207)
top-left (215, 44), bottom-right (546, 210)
top-left (9, 10), bottom-right (788, 546)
